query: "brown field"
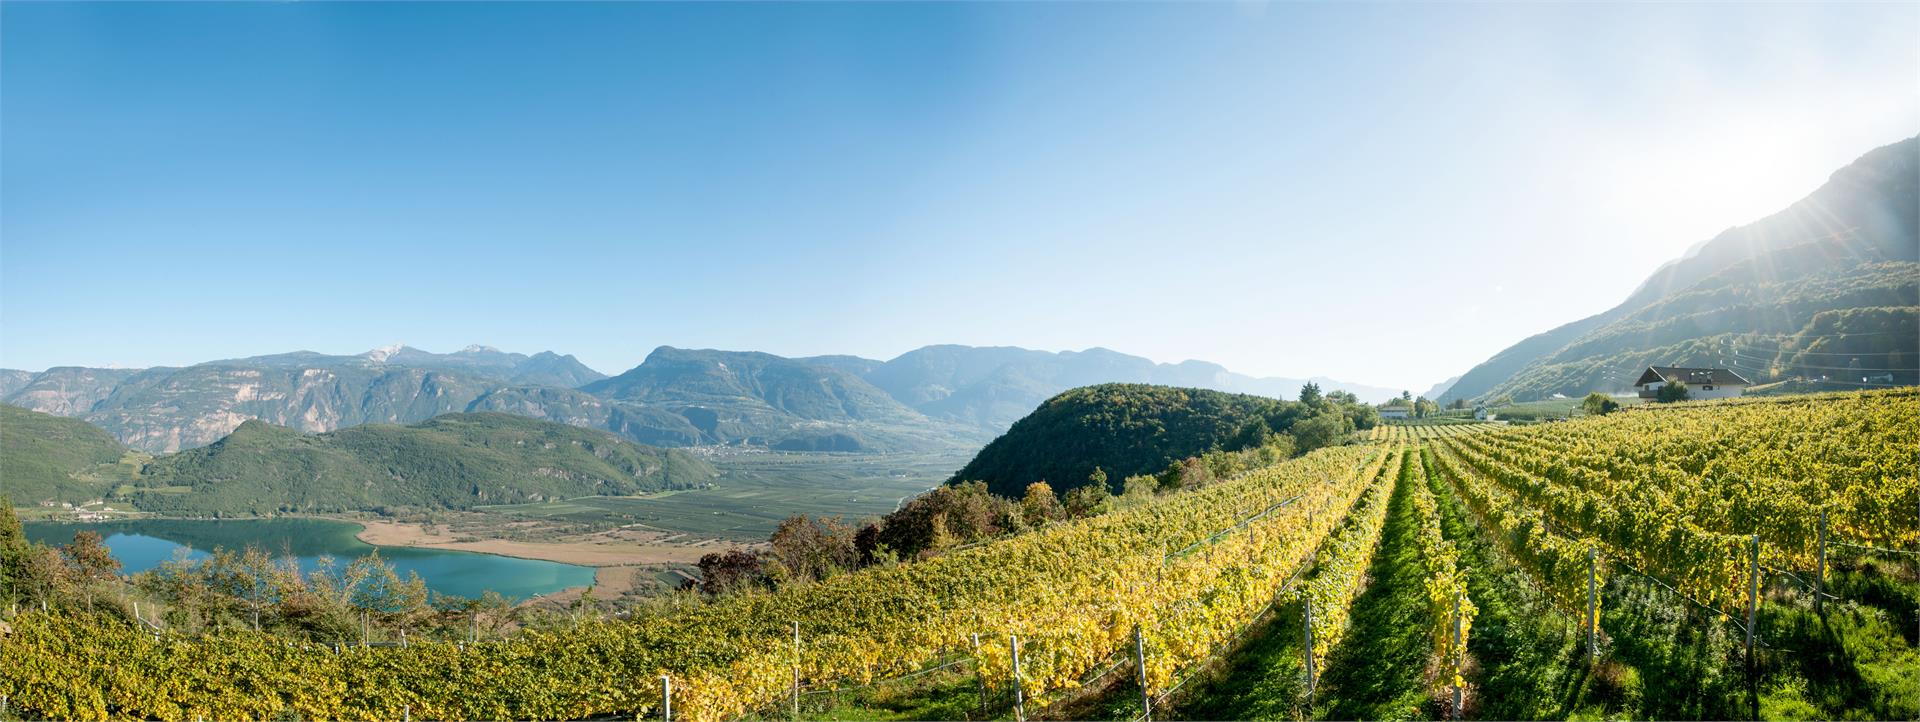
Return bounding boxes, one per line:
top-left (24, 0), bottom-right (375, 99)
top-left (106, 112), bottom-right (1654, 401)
top-left (352, 518), bottom-right (738, 566)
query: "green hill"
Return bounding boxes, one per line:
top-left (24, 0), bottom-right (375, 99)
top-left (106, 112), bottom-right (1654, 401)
top-left (0, 404), bottom-right (140, 504)
top-left (129, 412), bottom-right (717, 515)
top-left (1444, 136), bottom-right (1919, 403)
top-left (950, 384), bottom-right (1300, 498)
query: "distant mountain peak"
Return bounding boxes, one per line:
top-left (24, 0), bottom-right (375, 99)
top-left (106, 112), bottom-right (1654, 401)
top-left (459, 344), bottom-right (502, 354)
top-left (365, 343), bottom-right (408, 363)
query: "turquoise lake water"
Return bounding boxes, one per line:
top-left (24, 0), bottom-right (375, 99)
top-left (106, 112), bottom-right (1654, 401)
top-left (23, 518), bottom-right (596, 601)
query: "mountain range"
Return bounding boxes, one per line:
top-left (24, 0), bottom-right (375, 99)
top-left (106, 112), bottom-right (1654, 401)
top-left (1, 344), bottom-right (1398, 455)
top-left (1442, 135), bottom-right (1919, 403)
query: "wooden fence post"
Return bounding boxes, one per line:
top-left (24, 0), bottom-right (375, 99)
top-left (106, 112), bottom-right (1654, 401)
top-left (1303, 600), bottom-right (1316, 706)
top-left (1010, 635), bottom-right (1025, 722)
top-left (792, 621), bottom-right (801, 721)
top-left (1133, 624), bottom-right (1152, 722)
top-left (1452, 591), bottom-right (1464, 719)
top-left (661, 675), bottom-right (672, 722)
top-left (1746, 534), bottom-right (1761, 654)
top-left (1587, 547), bottom-right (1598, 661)
top-left (1816, 508), bottom-right (1827, 615)
top-left (971, 632), bottom-right (989, 715)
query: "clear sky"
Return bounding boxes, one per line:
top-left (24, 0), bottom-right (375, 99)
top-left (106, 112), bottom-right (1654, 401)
top-left (3, 2), bottom-right (1915, 391)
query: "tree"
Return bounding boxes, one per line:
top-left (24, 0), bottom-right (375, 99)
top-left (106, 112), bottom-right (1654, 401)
top-left (692, 550), bottom-right (772, 596)
top-left (769, 515), bottom-right (858, 585)
top-left (1401, 390), bottom-right (1413, 401)
top-left (1063, 484), bottom-right (1112, 519)
top-left (871, 481), bottom-right (1021, 562)
top-left (1582, 392), bottom-right (1621, 416)
top-left (1298, 382), bottom-right (1323, 409)
top-left (1021, 482), bottom-right (1064, 526)
top-left (0, 497), bottom-right (29, 605)
top-left (1292, 411), bottom-right (1351, 455)
top-left (1656, 381), bottom-right (1690, 403)
top-left (1414, 396), bottom-right (1440, 419)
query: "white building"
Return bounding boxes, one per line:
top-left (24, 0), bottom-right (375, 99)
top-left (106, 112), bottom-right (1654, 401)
top-left (1633, 366), bottom-right (1750, 400)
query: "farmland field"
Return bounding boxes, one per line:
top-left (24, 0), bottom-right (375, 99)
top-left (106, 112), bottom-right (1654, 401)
top-left (3, 391), bottom-right (1914, 722)
top-left (475, 451), bottom-right (968, 541)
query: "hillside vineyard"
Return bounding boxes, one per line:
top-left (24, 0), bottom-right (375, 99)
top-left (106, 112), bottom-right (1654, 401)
top-left (1, 391), bottom-right (1914, 721)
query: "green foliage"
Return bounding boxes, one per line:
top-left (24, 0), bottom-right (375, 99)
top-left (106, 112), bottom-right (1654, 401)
top-left (1582, 392), bottom-right (1621, 416)
top-left (1655, 380), bottom-right (1691, 403)
top-left (129, 412), bottom-right (716, 516)
top-left (951, 384), bottom-right (1375, 498)
top-left (0, 404), bottom-right (138, 503)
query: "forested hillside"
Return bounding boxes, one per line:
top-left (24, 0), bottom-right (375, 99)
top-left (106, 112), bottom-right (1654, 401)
top-left (0, 404), bottom-right (140, 504)
top-left (128, 412), bottom-right (716, 515)
top-left (1445, 135), bottom-right (1920, 403)
top-left (951, 383), bottom-right (1379, 497)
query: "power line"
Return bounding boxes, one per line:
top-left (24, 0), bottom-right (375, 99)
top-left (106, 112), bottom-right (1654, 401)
top-left (1714, 350), bottom-right (1914, 372)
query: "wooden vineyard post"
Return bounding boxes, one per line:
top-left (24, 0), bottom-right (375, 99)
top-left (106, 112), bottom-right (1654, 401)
top-left (1452, 591), bottom-right (1464, 719)
top-left (1010, 635), bottom-right (1026, 722)
top-left (1133, 624), bottom-right (1152, 722)
top-left (971, 632), bottom-right (989, 715)
top-left (471, 609), bottom-right (479, 643)
top-left (1586, 547), bottom-right (1598, 661)
top-left (792, 621), bottom-right (802, 722)
top-left (362, 610), bottom-right (369, 646)
top-left (1816, 508), bottom-right (1827, 615)
top-left (402, 705), bottom-right (410, 722)
top-left (1303, 600), bottom-right (1316, 707)
top-left (1746, 534), bottom-right (1760, 654)
top-left (660, 675), bottom-right (672, 722)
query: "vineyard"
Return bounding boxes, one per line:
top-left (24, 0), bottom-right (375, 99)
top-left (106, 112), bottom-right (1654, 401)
top-left (1, 390), bottom-right (1916, 721)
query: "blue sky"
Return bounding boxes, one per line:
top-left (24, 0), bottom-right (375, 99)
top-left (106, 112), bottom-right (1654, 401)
top-left (3, 2), bottom-right (1915, 391)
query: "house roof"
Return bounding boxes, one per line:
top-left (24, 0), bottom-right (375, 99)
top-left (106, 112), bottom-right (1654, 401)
top-left (1634, 366), bottom-right (1751, 387)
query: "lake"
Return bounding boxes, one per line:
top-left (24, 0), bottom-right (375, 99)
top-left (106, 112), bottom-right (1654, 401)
top-left (23, 517), bottom-right (596, 601)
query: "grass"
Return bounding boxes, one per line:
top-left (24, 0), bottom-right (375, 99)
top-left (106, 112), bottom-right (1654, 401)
top-left (1424, 444), bottom-right (1920, 721)
top-left (476, 451), bottom-right (969, 541)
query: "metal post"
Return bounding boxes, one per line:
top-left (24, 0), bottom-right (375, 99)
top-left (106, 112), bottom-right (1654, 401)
top-left (401, 629), bottom-right (408, 648)
top-left (661, 675), bottom-right (672, 722)
top-left (1452, 592), bottom-right (1464, 719)
top-left (1133, 624), bottom-right (1152, 722)
top-left (403, 705), bottom-right (410, 722)
top-left (471, 609), bottom-right (478, 643)
top-left (971, 632), bottom-right (989, 714)
top-left (1746, 534), bottom-right (1760, 653)
top-left (1010, 635), bottom-right (1025, 722)
top-left (1816, 508), bottom-right (1827, 615)
top-left (792, 621), bottom-right (801, 721)
top-left (362, 610), bottom-right (369, 646)
top-left (1586, 547), bottom-right (1598, 660)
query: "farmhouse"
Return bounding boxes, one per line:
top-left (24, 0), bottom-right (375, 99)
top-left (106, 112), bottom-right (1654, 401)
top-left (1379, 406), bottom-right (1411, 420)
top-left (1634, 366), bottom-right (1750, 400)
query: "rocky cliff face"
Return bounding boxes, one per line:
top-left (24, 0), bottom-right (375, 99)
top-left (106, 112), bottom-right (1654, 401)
top-left (1, 346), bottom-right (602, 453)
